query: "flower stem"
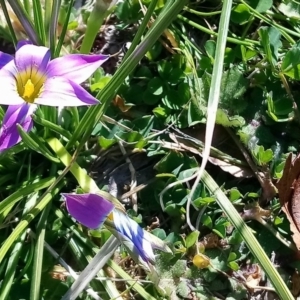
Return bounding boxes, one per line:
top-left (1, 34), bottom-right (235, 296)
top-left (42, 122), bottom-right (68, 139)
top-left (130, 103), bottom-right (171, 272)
top-left (47, 137), bottom-right (99, 192)
top-left (80, 2), bottom-right (108, 54)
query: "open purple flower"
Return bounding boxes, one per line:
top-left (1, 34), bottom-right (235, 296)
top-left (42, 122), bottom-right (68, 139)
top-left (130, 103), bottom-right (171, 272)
top-left (0, 41), bottom-right (109, 151)
top-left (62, 193), bottom-right (162, 264)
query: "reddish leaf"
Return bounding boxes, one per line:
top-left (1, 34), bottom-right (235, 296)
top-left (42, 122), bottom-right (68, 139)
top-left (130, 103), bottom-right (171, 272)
top-left (277, 153), bottom-right (300, 250)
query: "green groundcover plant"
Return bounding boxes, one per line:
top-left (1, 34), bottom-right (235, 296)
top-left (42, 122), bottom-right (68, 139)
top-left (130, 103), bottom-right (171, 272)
top-left (0, 0), bottom-right (298, 299)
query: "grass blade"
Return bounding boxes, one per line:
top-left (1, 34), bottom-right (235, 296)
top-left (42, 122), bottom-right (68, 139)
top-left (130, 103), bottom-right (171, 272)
top-left (62, 236), bottom-right (120, 300)
top-left (202, 170), bottom-right (294, 300)
top-left (186, 0), bottom-right (233, 230)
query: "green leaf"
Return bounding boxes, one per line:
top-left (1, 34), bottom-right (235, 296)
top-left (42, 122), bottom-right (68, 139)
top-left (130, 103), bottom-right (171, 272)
top-left (132, 115), bottom-right (154, 136)
top-left (120, 131), bottom-right (145, 144)
top-left (266, 91), bottom-right (293, 122)
top-left (177, 282), bottom-right (190, 298)
top-left (135, 65), bottom-right (153, 78)
top-left (155, 153), bottom-right (182, 173)
top-left (178, 82), bottom-right (191, 104)
top-left (147, 77), bottom-right (164, 96)
top-left (228, 261), bottom-right (240, 271)
top-left (165, 204), bottom-right (182, 217)
top-left (187, 99), bottom-right (206, 126)
top-left (202, 171), bottom-right (294, 299)
top-left (247, 192), bottom-right (259, 198)
top-left (193, 197), bottom-right (215, 207)
top-left (115, 0), bottom-right (142, 23)
top-left (220, 67), bottom-right (249, 113)
top-left (216, 109), bottom-right (245, 127)
top-left (258, 27), bottom-right (282, 68)
top-left (162, 89), bottom-right (184, 110)
top-left (202, 215), bottom-right (213, 229)
top-left (17, 126), bottom-right (60, 163)
top-left (90, 76), bottom-right (111, 92)
top-left (274, 161), bottom-right (285, 179)
top-left (185, 231), bottom-right (200, 248)
top-left (274, 216), bottom-right (283, 226)
top-left (249, 0), bottom-right (273, 13)
top-left (33, 116), bottom-right (72, 139)
top-left (281, 42), bottom-right (300, 79)
top-left (230, 188), bottom-right (242, 201)
top-left (143, 90), bottom-right (161, 105)
top-left (153, 106), bottom-right (167, 118)
top-left (257, 146), bottom-right (273, 165)
top-left (146, 42), bottom-right (163, 61)
top-left (158, 61), bottom-right (184, 84)
top-left (124, 85), bottom-right (145, 104)
top-left (278, 0), bottom-right (300, 19)
top-left (231, 4), bottom-right (251, 24)
top-left (151, 228), bottom-right (167, 240)
top-left (213, 227), bottom-right (226, 238)
top-left (204, 40), bottom-right (216, 62)
top-left (206, 249), bottom-right (229, 272)
top-left (227, 252), bottom-right (237, 262)
top-left (228, 229), bottom-right (243, 245)
top-left (98, 136), bottom-right (116, 149)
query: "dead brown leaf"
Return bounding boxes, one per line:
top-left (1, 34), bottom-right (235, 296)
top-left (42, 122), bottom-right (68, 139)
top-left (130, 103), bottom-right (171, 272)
top-left (242, 202), bottom-right (271, 222)
top-left (112, 95), bottom-right (133, 112)
top-left (208, 156), bottom-right (253, 178)
top-left (200, 232), bottom-right (219, 249)
top-left (49, 265), bottom-right (68, 281)
top-left (277, 153), bottom-right (300, 251)
top-left (237, 264), bottom-right (262, 293)
top-left (245, 265), bottom-right (262, 292)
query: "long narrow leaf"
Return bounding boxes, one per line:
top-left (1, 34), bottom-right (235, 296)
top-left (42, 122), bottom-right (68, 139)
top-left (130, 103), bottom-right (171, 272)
top-left (202, 170), bottom-right (294, 300)
top-left (66, 0), bottom-right (187, 149)
top-left (62, 236), bottom-right (120, 300)
top-left (186, 0), bottom-right (232, 230)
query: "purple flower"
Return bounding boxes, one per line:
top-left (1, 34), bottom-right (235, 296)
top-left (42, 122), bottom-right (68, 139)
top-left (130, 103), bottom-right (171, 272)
top-left (0, 41), bottom-right (109, 151)
top-left (62, 193), bottom-right (159, 264)
top-left (0, 104), bottom-right (36, 152)
top-left (112, 209), bottom-right (156, 263)
top-left (62, 193), bottom-right (114, 229)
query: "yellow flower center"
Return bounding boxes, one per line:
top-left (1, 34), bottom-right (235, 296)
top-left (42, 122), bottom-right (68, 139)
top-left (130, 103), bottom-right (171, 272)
top-left (22, 79), bottom-right (35, 101)
top-left (16, 68), bottom-right (46, 103)
top-left (107, 212), bottom-right (114, 221)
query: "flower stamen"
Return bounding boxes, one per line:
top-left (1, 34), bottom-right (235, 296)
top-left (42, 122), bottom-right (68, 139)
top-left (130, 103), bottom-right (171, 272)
top-left (107, 212), bottom-right (114, 221)
top-left (22, 79), bottom-right (35, 102)
top-left (16, 70), bottom-right (45, 104)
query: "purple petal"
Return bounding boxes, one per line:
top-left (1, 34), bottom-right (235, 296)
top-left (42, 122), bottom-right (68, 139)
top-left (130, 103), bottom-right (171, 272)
top-left (0, 67), bottom-right (24, 105)
top-left (37, 77), bottom-right (99, 106)
top-left (0, 103), bottom-right (36, 151)
top-left (113, 210), bottom-right (155, 263)
top-left (14, 44), bottom-right (50, 75)
top-left (16, 40), bottom-right (32, 50)
top-left (46, 54), bottom-right (109, 84)
top-left (0, 69), bottom-right (25, 105)
top-left (0, 52), bottom-right (13, 69)
top-left (63, 193), bottom-right (114, 229)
